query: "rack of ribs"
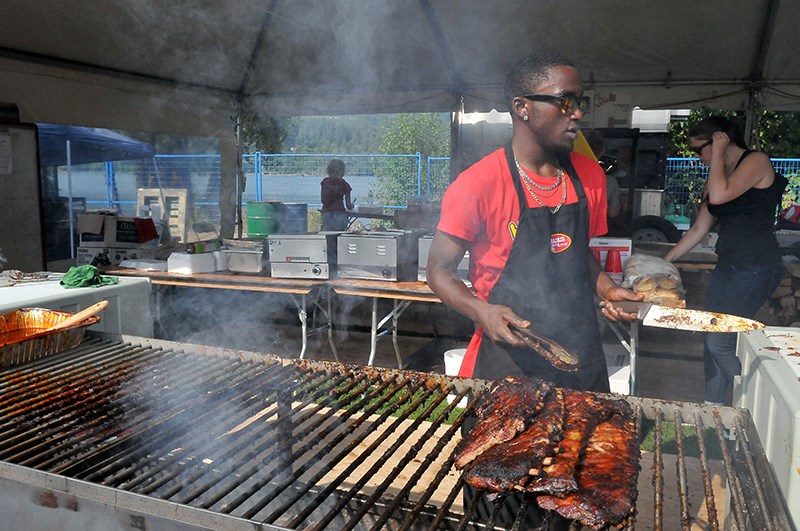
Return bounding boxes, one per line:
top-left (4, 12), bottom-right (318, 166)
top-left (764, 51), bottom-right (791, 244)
top-left (462, 387), bottom-right (565, 492)
top-left (452, 378), bottom-right (640, 530)
top-left (525, 390), bottom-right (622, 494)
top-left (453, 375), bottom-right (551, 470)
top-left (536, 407), bottom-right (639, 530)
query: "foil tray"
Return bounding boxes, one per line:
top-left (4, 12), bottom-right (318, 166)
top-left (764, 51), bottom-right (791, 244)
top-left (0, 308), bottom-right (99, 367)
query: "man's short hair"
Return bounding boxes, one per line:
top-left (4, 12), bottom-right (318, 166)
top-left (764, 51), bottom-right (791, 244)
top-left (504, 51), bottom-right (575, 110)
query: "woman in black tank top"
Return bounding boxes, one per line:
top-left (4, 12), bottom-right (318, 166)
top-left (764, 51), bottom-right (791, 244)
top-left (664, 116), bottom-right (787, 405)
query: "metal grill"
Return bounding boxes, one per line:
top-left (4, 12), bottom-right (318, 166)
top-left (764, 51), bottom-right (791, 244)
top-left (0, 335), bottom-right (791, 530)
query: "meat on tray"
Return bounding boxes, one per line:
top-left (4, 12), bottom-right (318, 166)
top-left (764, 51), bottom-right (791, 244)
top-left (537, 408), bottom-right (640, 530)
top-left (454, 376), bottom-right (640, 530)
top-left (453, 375), bottom-right (551, 470)
top-left (462, 387), bottom-right (565, 492)
top-left (526, 390), bottom-right (622, 494)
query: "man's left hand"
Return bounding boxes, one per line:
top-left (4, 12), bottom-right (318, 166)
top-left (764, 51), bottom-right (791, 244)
top-left (600, 287), bottom-right (644, 322)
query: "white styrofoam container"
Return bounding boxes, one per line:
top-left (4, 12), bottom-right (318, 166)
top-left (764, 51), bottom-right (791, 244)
top-left (604, 342), bottom-right (631, 395)
top-left (734, 327), bottom-right (800, 529)
top-left (443, 348), bottom-right (468, 408)
top-left (167, 252), bottom-right (216, 274)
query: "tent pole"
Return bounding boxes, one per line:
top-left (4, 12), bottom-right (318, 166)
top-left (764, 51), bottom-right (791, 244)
top-left (234, 101), bottom-right (244, 239)
top-left (66, 139), bottom-right (75, 259)
top-left (745, 85), bottom-right (761, 148)
top-left (449, 94), bottom-right (464, 183)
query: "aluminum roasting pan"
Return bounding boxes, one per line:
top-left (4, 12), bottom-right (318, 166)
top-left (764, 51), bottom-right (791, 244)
top-left (0, 307), bottom-right (99, 367)
top-left (0, 333), bottom-right (792, 531)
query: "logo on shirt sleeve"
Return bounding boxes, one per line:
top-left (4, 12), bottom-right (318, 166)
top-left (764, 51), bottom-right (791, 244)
top-left (550, 233), bottom-right (572, 253)
top-left (508, 221), bottom-right (518, 240)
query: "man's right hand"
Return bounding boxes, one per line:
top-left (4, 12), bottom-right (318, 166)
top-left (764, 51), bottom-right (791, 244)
top-left (476, 303), bottom-right (530, 348)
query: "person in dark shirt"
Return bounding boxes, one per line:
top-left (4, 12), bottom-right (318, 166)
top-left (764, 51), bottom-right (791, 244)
top-left (665, 115), bottom-right (787, 405)
top-left (320, 158), bottom-right (354, 231)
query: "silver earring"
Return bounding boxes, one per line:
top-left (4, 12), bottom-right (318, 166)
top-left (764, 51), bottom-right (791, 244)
top-left (523, 115), bottom-right (529, 122)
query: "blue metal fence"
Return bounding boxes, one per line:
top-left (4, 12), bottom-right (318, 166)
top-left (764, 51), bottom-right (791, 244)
top-left (243, 153), bottom-right (422, 208)
top-left (427, 156), bottom-right (450, 201)
top-left (664, 157), bottom-right (800, 218)
top-left (55, 152), bottom-right (800, 241)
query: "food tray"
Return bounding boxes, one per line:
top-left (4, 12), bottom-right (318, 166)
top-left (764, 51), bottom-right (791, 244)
top-left (0, 308), bottom-right (99, 367)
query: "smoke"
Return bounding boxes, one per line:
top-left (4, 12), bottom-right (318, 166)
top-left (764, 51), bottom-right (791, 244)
top-left (158, 286), bottom-right (302, 353)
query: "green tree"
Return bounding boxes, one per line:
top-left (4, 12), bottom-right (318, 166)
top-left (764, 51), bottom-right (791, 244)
top-left (757, 111), bottom-right (800, 158)
top-left (285, 115), bottom-right (386, 153)
top-left (669, 108), bottom-right (800, 212)
top-left (377, 113), bottom-right (450, 205)
top-left (240, 110), bottom-right (288, 153)
top-left (670, 108), bottom-right (800, 158)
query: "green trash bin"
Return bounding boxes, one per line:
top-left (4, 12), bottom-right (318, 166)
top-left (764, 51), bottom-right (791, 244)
top-left (247, 201), bottom-right (281, 237)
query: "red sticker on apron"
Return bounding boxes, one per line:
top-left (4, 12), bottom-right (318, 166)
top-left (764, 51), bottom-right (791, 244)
top-left (550, 233), bottom-right (571, 253)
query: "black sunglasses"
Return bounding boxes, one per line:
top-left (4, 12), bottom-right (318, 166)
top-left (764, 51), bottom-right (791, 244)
top-left (690, 139), bottom-right (713, 156)
top-left (521, 93), bottom-right (590, 115)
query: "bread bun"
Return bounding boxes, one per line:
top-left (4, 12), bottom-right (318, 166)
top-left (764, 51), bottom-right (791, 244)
top-left (657, 276), bottom-right (680, 290)
top-left (633, 276), bottom-right (658, 293)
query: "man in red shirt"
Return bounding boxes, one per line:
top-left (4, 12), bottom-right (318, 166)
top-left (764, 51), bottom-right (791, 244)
top-left (428, 51), bottom-right (639, 391)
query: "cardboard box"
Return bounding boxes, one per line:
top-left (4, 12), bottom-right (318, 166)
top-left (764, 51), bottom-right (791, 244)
top-left (590, 91), bottom-right (632, 129)
top-left (590, 237), bottom-right (632, 283)
top-left (78, 214), bottom-right (159, 249)
top-left (76, 247), bottom-right (156, 267)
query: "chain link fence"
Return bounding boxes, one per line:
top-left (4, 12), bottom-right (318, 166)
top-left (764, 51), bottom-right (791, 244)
top-left (52, 153), bottom-right (800, 245)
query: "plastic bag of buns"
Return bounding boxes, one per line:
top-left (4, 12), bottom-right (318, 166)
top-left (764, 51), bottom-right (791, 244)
top-left (621, 254), bottom-right (686, 308)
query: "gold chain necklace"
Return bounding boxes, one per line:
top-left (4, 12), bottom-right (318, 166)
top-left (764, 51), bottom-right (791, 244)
top-left (516, 159), bottom-right (567, 213)
top-left (514, 157), bottom-right (562, 191)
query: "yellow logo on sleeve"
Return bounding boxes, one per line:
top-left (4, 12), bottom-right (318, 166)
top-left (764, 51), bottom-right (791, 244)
top-left (508, 221), bottom-right (517, 239)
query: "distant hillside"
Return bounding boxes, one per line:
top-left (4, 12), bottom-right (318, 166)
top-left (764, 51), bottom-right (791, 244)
top-left (284, 115), bottom-right (389, 153)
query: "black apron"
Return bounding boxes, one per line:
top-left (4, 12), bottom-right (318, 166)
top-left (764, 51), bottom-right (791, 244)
top-left (473, 145), bottom-right (609, 392)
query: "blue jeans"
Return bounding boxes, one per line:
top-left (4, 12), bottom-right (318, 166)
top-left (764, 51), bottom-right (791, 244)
top-left (703, 262), bottom-right (783, 403)
top-left (321, 211), bottom-right (348, 231)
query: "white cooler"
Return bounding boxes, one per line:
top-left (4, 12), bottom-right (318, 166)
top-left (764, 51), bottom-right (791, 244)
top-left (734, 327), bottom-right (800, 528)
top-left (0, 275), bottom-right (153, 337)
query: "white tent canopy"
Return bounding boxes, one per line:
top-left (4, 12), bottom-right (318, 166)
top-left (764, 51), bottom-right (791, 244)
top-left (1, 0), bottom-right (796, 234)
top-left (2, 1), bottom-right (797, 123)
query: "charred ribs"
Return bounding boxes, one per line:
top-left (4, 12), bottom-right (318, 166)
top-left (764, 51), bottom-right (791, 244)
top-left (455, 376), bottom-right (640, 529)
top-left (453, 375), bottom-right (551, 470)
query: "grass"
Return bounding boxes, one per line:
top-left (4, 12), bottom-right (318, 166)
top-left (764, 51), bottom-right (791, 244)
top-left (639, 418), bottom-right (724, 460)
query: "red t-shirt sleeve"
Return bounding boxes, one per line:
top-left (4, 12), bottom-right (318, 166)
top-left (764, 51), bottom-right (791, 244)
top-left (437, 170), bottom-right (484, 242)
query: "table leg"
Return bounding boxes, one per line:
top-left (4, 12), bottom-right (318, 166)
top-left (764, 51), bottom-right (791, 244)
top-left (368, 299), bottom-right (413, 368)
top-left (391, 300), bottom-right (412, 369)
top-left (294, 294), bottom-right (308, 359)
top-left (367, 297), bottom-right (378, 366)
top-left (629, 321), bottom-right (639, 395)
top-left (326, 290), bottom-right (339, 363)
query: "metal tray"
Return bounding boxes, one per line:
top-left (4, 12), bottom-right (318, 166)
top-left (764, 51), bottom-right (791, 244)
top-left (0, 308), bottom-right (99, 367)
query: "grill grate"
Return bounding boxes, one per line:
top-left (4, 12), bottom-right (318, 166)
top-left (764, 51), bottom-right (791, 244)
top-left (0, 335), bottom-right (791, 530)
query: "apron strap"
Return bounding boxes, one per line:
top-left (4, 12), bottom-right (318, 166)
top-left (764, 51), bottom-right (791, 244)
top-left (504, 143), bottom-right (528, 211)
top-left (504, 143), bottom-right (588, 210)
